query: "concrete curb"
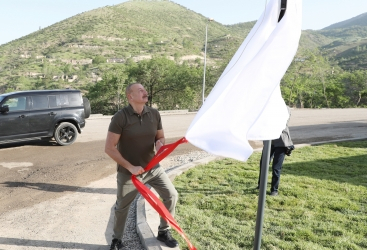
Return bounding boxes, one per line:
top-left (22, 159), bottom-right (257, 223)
top-left (136, 195), bottom-right (161, 250)
top-left (136, 137), bottom-right (367, 249)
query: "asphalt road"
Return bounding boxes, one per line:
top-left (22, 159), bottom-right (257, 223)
top-left (77, 108), bottom-right (367, 144)
top-left (0, 108), bottom-right (366, 215)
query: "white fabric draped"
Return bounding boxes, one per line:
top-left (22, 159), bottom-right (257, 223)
top-left (185, 0), bottom-right (302, 161)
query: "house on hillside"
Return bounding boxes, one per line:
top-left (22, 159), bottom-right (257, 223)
top-left (107, 58), bottom-right (125, 63)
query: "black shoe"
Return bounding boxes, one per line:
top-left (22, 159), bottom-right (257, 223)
top-left (110, 238), bottom-right (123, 250)
top-left (270, 191), bottom-right (278, 196)
top-left (157, 229), bottom-right (179, 248)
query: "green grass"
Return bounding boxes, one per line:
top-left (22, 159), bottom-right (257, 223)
top-left (172, 140), bottom-right (367, 250)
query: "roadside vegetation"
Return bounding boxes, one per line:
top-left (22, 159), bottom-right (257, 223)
top-left (172, 140), bottom-right (367, 249)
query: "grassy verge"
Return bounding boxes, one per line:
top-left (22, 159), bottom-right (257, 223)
top-left (172, 140), bottom-right (367, 250)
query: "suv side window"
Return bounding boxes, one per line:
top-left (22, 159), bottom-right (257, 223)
top-left (60, 93), bottom-right (82, 107)
top-left (31, 95), bottom-right (49, 110)
top-left (48, 95), bottom-right (61, 108)
top-left (4, 96), bottom-right (27, 111)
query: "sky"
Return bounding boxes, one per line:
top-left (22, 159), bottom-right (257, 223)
top-left (0, 0), bottom-right (367, 45)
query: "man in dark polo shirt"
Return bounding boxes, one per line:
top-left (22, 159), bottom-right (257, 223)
top-left (105, 83), bottom-right (179, 249)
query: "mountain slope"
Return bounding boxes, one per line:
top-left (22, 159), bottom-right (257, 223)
top-left (317, 13), bottom-right (367, 70)
top-left (0, 1), bottom-right (253, 91)
top-left (323, 12), bottom-right (367, 30)
top-left (0, 1), bottom-right (250, 60)
top-left (1, 1), bottom-right (367, 92)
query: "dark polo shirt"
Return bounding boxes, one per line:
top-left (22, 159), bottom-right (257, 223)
top-left (108, 104), bottom-right (162, 174)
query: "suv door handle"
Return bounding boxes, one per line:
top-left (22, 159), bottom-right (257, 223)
top-left (49, 112), bottom-right (56, 116)
top-left (19, 114), bottom-right (26, 118)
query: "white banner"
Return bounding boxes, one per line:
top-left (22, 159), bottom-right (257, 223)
top-left (186, 0), bottom-right (302, 161)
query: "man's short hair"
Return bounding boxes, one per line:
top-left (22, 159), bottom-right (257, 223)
top-left (125, 83), bottom-right (140, 96)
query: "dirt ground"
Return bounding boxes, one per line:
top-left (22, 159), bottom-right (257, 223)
top-left (0, 137), bottom-right (203, 216)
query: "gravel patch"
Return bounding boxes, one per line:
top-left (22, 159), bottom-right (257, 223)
top-left (120, 197), bottom-right (146, 250)
top-left (168, 150), bottom-right (213, 167)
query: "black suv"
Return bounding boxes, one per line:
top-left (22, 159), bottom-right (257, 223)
top-left (0, 89), bottom-right (91, 146)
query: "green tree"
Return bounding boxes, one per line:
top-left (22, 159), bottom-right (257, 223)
top-left (342, 70), bottom-right (367, 107)
top-left (281, 50), bottom-right (338, 108)
top-left (92, 55), bottom-right (106, 65)
top-left (182, 38), bottom-right (193, 49)
top-left (17, 76), bottom-right (33, 90)
top-left (126, 57), bottom-right (177, 107)
top-left (126, 57), bottom-right (203, 110)
top-left (86, 65), bottom-right (127, 114)
top-left (63, 64), bottom-right (74, 75)
top-left (159, 62), bottom-right (202, 110)
top-left (322, 73), bottom-right (349, 108)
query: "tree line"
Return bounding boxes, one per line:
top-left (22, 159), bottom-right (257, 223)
top-left (5, 49), bottom-right (365, 114)
top-left (86, 57), bottom-right (206, 114)
top-left (86, 49), bottom-right (367, 115)
top-left (282, 50), bottom-right (367, 108)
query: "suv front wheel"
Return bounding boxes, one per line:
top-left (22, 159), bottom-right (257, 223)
top-left (54, 122), bottom-right (78, 146)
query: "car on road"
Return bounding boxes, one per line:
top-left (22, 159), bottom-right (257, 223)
top-left (0, 89), bottom-right (91, 146)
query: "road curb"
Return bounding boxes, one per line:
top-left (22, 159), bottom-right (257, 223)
top-left (135, 137), bottom-right (367, 249)
top-left (136, 195), bottom-right (160, 250)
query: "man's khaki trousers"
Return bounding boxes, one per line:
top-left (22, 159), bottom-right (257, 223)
top-left (113, 166), bottom-right (178, 240)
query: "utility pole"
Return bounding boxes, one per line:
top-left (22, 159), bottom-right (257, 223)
top-left (202, 18), bottom-right (213, 105)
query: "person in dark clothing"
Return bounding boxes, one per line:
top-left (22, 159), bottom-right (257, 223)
top-left (105, 83), bottom-right (179, 249)
top-left (257, 106), bottom-right (294, 196)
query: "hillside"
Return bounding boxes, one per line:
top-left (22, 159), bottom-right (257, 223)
top-left (1, 1), bottom-right (367, 93)
top-left (0, 1), bottom-right (252, 92)
top-left (298, 30), bottom-right (333, 51)
top-left (318, 13), bottom-right (367, 70)
top-left (323, 12), bottom-right (367, 30)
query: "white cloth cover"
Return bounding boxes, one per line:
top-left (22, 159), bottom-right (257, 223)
top-left (185, 0), bottom-right (302, 161)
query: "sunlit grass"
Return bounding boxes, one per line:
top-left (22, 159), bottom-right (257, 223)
top-left (173, 140), bottom-right (367, 250)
